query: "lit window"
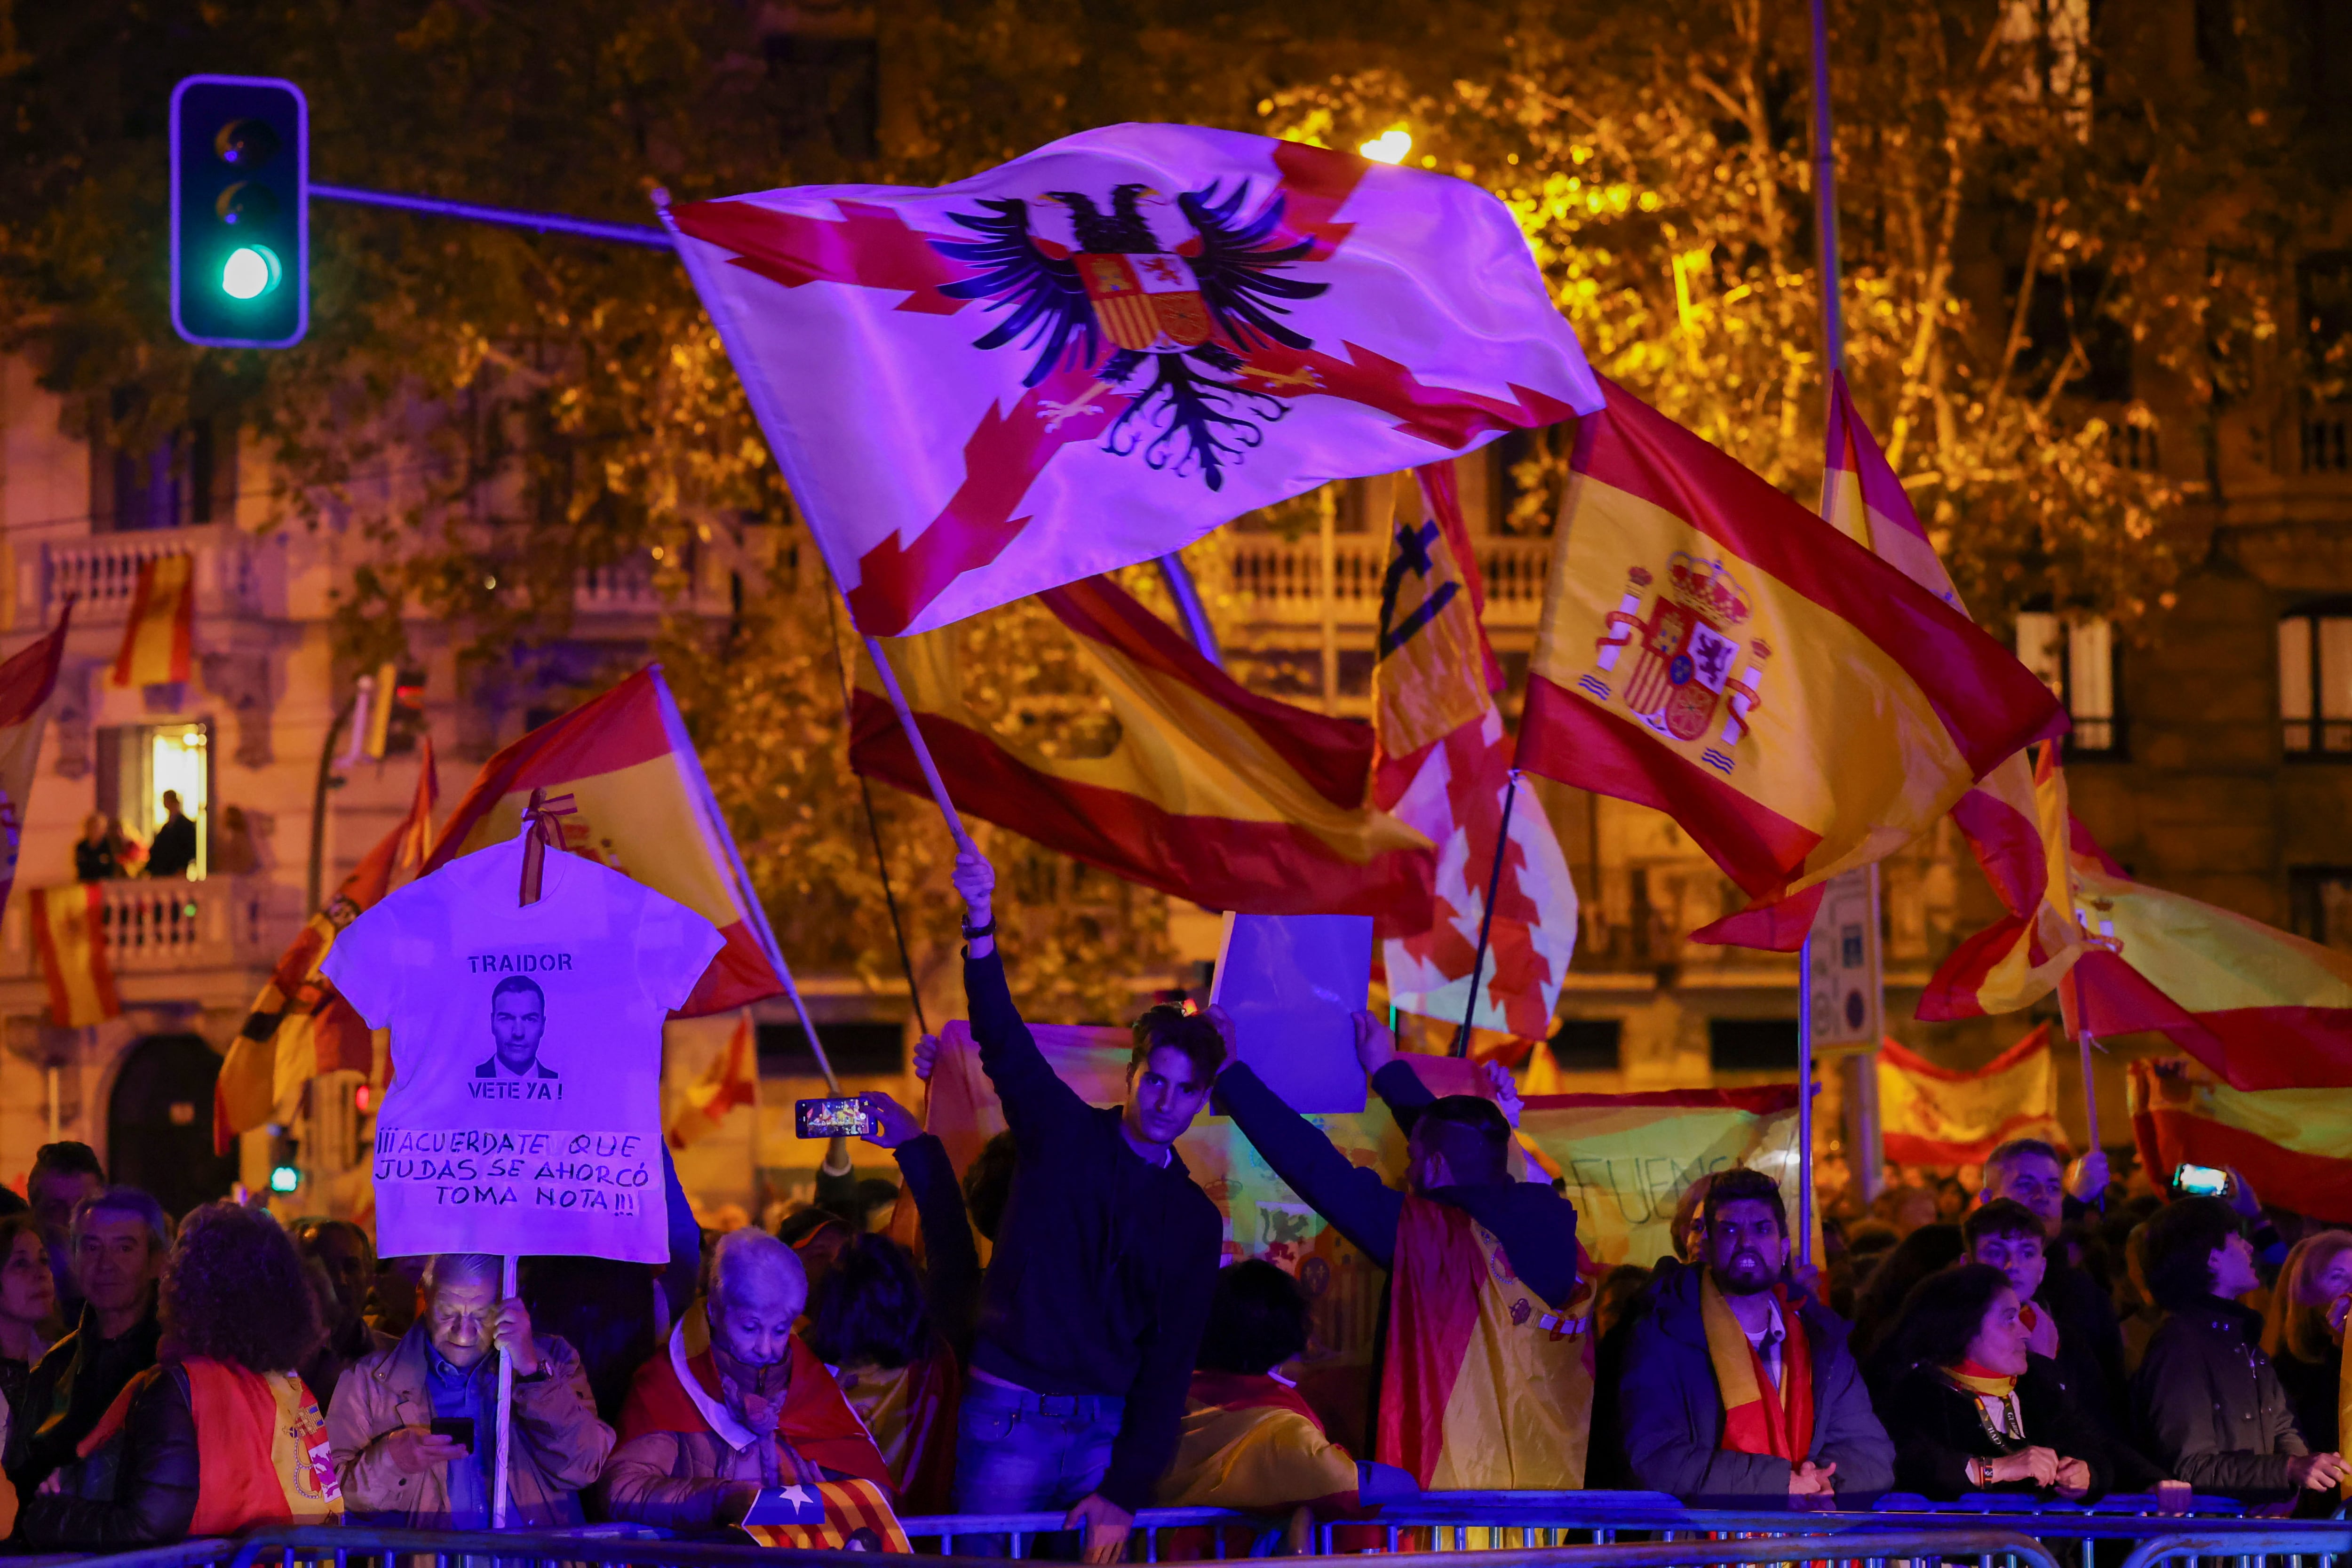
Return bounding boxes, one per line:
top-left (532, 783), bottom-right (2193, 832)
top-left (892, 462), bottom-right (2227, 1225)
top-left (2289, 867), bottom-right (2352, 949)
top-left (148, 723), bottom-right (209, 879)
top-left (2015, 611), bottom-right (2121, 755)
top-left (2280, 602), bottom-right (2352, 756)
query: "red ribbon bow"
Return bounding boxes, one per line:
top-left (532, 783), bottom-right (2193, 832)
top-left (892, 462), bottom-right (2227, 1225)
top-left (517, 787), bottom-right (578, 906)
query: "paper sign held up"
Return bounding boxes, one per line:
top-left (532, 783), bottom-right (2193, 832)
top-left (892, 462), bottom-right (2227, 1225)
top-left (1210, 912), bottom-right (1372, 1115)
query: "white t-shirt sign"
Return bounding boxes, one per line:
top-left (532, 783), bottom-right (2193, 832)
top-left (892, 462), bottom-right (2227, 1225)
top-left (324, 837), bottom-right (725, 1261)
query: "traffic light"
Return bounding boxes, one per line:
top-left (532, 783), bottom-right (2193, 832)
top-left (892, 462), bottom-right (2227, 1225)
top-left (170, 75), bottom-right (308, 348)
top-left (362, 662), bottom-right (428, 758)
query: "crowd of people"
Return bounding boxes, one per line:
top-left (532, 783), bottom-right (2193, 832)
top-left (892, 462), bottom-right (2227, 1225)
top-left (0, 845), bottom-right (2343, 1554)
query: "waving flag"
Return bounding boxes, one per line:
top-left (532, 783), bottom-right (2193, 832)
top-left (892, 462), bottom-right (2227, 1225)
top-left (0, 608), bottom-right (72, 924)
top-left (1374, 462), bottom-right (1576, 1037)
top-left (667, 1011), bottom-right (759, 1151)
top-left (851, 574), bottom-right (1432, 921)
top-left (1920, 742), bottom-right (2091, 1019)
top-left (110, 553), bottom-right (195, 687)
top-left (1697, 375), bottom-right (2082, 962)
top-left (2130, 1059), bottom-right (2352, 1224)
top-left (1877, 1026), bottom-right (2066, 1165)
top-left (32, 883), bottom-right (119, 1028)
top-left (1514, 379), bottom-right (2065, 922)
top-left (668, 123), bottom-right (1602, 636)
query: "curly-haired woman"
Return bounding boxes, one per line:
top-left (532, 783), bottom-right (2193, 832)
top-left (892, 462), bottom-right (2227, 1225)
top-left (16, 1202), bottom-right (341, 1546)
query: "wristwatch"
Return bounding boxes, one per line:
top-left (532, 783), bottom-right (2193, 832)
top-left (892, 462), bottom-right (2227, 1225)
top-left (961, 914), bottom-right (997, 939)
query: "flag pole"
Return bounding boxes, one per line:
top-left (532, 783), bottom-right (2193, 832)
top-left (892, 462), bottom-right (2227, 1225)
top-left (492, 1253), bottom-right (516, 1528)
top-left (2057, 967), bottom-right (2102, 1159)
top-left (864, 636), bottom-right (980, 857)
top-left (1452, 770), bottom-right (1521, 1058)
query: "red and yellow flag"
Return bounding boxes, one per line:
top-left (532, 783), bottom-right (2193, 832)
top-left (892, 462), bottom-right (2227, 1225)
top-left (33, 883), bottom-right (120, 1027)
top-left (0, 608), bottom-right (73, 923)
top-left (426, 667), bottom-right (790, 1014)
top-left (1700, 376), bottom-right (2086, 978)
top-left (1878, 1025), bottom-right (2066, 1165)
top-left (110, 554), bottom-right (194, 687)
top-left (667, 1011), bottom-right (759, 1150)
top-left (215, 738), bottom-right (439, 1154)
top-left (2130, 1059), bottom-right (2352, 1223)
top-left (851, 573), bottom-right (1434, 922)
top-left (1919, 741), bottom-right (2089, 1019)
top-left (1515, 378), bottom-right (2066, 925)
top-left (1374, 462), bottom-right (1578, 1038)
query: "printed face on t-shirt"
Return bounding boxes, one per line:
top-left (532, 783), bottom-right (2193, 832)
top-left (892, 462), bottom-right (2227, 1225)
top-left (489, 977), bottom-right (549, 1075)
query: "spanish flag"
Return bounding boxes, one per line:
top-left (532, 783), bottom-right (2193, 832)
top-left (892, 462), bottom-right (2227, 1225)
top-left (33, 883), bottom-right (120, 1027)
top-left (2130, 1058), bottom-right (2352, 1224)
top-left (851, 574), bottom-right (1434, 923)
top-left (667, 1011), bottom-right (758, 1150)
top-left (1699, 376), bottom-right (2085, 979)
top-left (0, 607), bottom-right (73, 923)
top-left (109, 553), bottom-right (195, 687)
top-left (1516, 379), bottom-right (2066, 922)
top-left (1878, 1025), bottom-right (2066, 1165)
top-left (425, 666), bottom-right (793, 1014)
top-left (214, 738), bottom-right (439, 1154)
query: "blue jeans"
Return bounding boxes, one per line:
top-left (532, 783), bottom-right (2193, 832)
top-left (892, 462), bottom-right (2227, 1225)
top-left (949, 1379), bottom-right (1125, 1541)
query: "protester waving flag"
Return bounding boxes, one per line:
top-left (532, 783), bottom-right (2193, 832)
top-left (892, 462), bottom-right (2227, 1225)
top-left (1696, 374), bottom-right (2087, 977)
top-left (668, 123), bottom-right (1602, 636)
top-left (2130, 1059), bottom-right (2352, 1223)
top-left (1514, 377), bottom-right (2066, 923)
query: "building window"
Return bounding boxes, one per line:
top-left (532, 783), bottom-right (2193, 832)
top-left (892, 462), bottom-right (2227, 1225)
top-left (2290, 868), bottom-right (2352, 950)
top-left (1547, 1019), bottom-right (1622, 1073)
top-left (2280, 600), bottom-right (2352, 756)
top-left (1708, 1019), bottom-right (1798, 1074)
top-left (2015, 611), bottom-right (2121, 755)
top-left (95, 722), bottom-right (213, 879)
top-left (758, 1020), bottom-right (903, 1077)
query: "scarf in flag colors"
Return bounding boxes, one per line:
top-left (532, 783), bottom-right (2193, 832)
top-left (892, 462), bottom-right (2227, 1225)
top-left (423, 666), bottom-right (792, 1015)
top-left (1374, 462), bottom-right (1578, 1036)
top-left (109, 553), bottom-right (195, 687)
top-left (2130, 1059), bottom-right (2352, 1224)
top-left (1700, 1274), bottom-right (1814, 1461)
top-left (668, 123), bottom-right (1602, 637)
top-left (850, 574), bottom-right (1434, 923)
top-left (0, 606), bottom-right (71, 926)
top-left (1697, 375), bottom-right (2087, 975)
top-left (1376, 1193), bottom-right (1593, 1489)
top-left (667, 1011), bottom-right (758, 1150)
top-left (1877, 1024), bottom-right (2066, 1165)
top-left (32, 883), bottom-right (118, 1027)
top-left (213, 739), bottom-right (437, 1154)
top-left (1514, 378), bottom-right (2066, 922)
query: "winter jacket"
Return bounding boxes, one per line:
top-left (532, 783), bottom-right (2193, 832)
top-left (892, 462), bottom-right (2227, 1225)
top-left (326, 1322), bottom-right (613, 1528)
top-left (15, 1363), bottom-right (200, 1545)
top-left (1882, 1356), bottom-right (2114, 1499)
top-left (5, 1303), bottom-right (161, 1498)
top-left (1617, 1257), bottom-right (1894, 1504)
top-left (2130, 1297), bottom-right (2306, 1498)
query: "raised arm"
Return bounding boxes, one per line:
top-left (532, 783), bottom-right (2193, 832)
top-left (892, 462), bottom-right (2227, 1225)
top-left (1214, 1033), bottom-right (1404, 1269)
top-left (861, 1096), bottom-right (983, 1353)
top-left (955, 850), bottom-right (1091, 1145)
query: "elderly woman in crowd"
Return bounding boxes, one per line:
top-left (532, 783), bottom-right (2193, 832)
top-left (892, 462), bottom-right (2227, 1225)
top-left (1878, 1263), bottom-right (2112, 1500)
top-left (2261, 1229), bottom-right (2352, 1456)
top-left (16, 1202), bottom-right (339, 1546)
top-left (328, 1252), bottom-right (612, 1529)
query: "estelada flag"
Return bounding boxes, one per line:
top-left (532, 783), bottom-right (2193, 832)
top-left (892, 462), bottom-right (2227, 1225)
top-left (32, 883), bottom-right (119, 1028)
top-left (1515, 378), bottom-right (2066, 922)
top-left (214, 738), bottom-right (439, 1154)
top-left (667, 1011), bottom-right (757, 1151)
top-left (2130, 1058), bottom-right (2352, 1224)
top-left (110, 553), bottom-right (194, 687)
top-left (0, 607), bottom-right (73, 923)
top-left (668, 123), bottom-right (1602, 637)
top-left (1698, 375), bottom-right (2087, 975)
top-left (424, 666), bottom-right (790, 1015)
top-left (1878, 1025), bottom-right (2066, 1165)
top-left (1375, 462), bottom-right (1578, 1036)
top-left (850, 574), bottom-right (1434, 923)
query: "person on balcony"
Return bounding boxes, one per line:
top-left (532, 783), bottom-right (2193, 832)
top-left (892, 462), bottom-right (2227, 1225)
top-left (6, 1188), bottom-right (167, 1501)
top-left (72, 816), bottom-right (120, 882)
top-left (14, 1202), bottom-right (340, 1546)
top-left (326, 1251), bottom-right (612, 1530)
top-left (143, 792), bottom-right (197, 881)
top-left (1617, 1168), bottom-right (1894, 1506)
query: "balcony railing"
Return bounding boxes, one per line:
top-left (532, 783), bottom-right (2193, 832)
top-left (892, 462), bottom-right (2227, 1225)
top-left (1226, 535), bottom-right (1553, 625)
top-left (42, 526), bottom-right (262, 624)
top-left (2, 877), bottom-right (292, 979)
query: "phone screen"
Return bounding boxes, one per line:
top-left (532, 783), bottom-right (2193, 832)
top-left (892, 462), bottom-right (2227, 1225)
top-left (796, 1096), bottom-right (871, 1139)
top-left (2172, 1163), bottom-right (2230, 1197)
top-left (429, 1417), bottom-right (476, 1449)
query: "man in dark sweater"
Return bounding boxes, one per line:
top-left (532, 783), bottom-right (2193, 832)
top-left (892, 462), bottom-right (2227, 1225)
top-left (948, 850), bottom-right (1223, 1563)
top-left (144, 792), bottom-right (197, 880)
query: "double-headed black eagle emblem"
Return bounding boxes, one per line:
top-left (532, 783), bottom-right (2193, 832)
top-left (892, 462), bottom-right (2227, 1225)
top-left (930, 180), bottom-right (1328, 491)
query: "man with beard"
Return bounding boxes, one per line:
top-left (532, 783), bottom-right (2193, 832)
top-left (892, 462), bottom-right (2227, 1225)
top-left (1617, 1168), bottom-right (1892, 1505)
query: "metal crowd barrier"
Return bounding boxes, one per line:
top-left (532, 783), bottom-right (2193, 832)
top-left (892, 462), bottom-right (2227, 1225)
top-left (2115, 1530), bottom-right (2352, 1568)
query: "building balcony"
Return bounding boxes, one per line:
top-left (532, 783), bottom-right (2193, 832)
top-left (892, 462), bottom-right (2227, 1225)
top-left (39, 525), bottom-right (263, 626)
top-left (1225, 535), bottom-right (1553, 630)
top-left (0, 877), bottom-right (298, 981)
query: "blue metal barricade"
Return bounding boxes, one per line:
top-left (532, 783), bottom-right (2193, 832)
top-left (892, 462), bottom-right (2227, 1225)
top-left (2115, 1528), bottom-right (2352, 1568)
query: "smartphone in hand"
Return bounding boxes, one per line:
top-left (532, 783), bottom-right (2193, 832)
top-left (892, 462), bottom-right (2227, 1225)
top-left (795, 1096), bottom-right (871, 1139)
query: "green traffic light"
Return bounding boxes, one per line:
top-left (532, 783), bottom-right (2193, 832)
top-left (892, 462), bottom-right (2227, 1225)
top-left (222, 243), bottom-right (282, 300)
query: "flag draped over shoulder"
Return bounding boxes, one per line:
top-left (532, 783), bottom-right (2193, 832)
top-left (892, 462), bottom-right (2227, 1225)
top-left (667, 1012), bottom-right (758, 1151)
top-left (424, 667), bottom-right (788, 1015)
top-left (33, 883), bottom-right (119, 1028)
top-left (1515, 378), bottom-right (2066, 927)
top-left (214, 739), bottom-right (439, 1154)
top-left (0, 608), bottom-right (72, 922)
top-left (2130, 1059), bottom-right (2352, 1223)
top-left (1877, 1025), bottom-right (2066, 1165)
top-left (669, 123), bottom-right (1602, 637)
top-left (1698, 376), bottom-right (2085, 975)
top-left (850, 574), bottom-right (1434, 923)
top-left (110, 554), bottom-right (194, 687)
top-left (1374, 462), bottom-right (1577, 1037)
